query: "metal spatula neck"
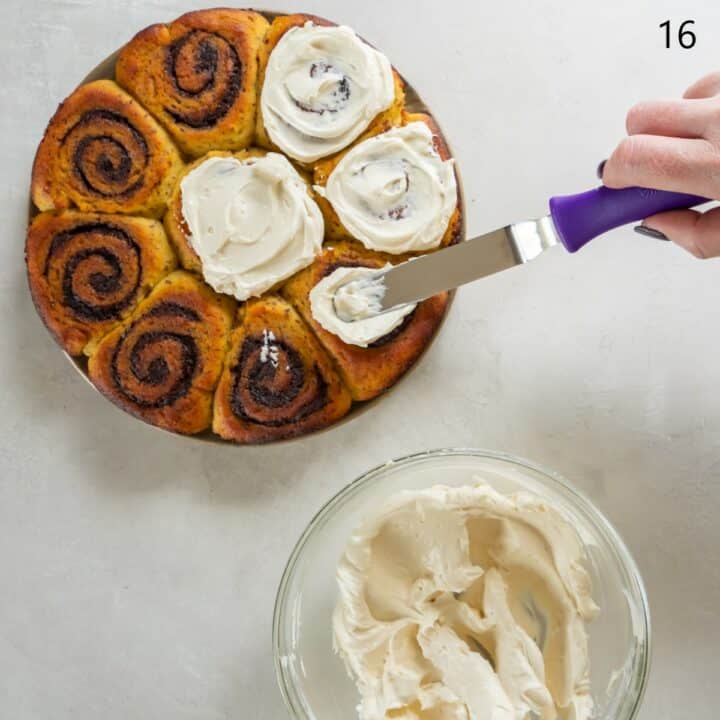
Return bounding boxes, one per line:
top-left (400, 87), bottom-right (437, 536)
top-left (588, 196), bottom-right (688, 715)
top-left (506, 215), bottom-right (559, 262)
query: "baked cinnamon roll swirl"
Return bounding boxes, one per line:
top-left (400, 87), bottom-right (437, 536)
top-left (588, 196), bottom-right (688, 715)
top-left (213, 295), bottom-right (351, 443)
top-left (116, 9), bottom-right (268, 157)
top-left (282, 241), bottom-right (449, 400)
top-left (31, 80), bottom-right (183, 218)
top-left (26, 211), bottom-right (176, 356)
top-left (256, 15), bottom-right (405, 164)
top-left (88, 271), bottom-right (235, 434)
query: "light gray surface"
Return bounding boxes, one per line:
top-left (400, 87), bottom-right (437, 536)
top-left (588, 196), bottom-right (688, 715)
top-left (1, 0), bottom-right (717, 717)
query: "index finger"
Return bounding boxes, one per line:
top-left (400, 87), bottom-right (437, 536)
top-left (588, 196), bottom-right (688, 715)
top-left (603, 134), bottom-right (719, 199)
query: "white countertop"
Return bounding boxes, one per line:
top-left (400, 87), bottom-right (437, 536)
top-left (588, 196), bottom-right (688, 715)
top-left (1, 0), bottom-right (717, 717)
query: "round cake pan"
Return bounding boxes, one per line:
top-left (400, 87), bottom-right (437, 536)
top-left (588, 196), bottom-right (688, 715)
top-left (26, 11), bottom-right (466, 445)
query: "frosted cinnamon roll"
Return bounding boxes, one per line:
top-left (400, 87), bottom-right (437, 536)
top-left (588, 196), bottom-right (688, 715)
top-left (176, 152), bottom-right (324, 300)
top-left (260, 22), bottom-right (395, 163)
top-left (317, 121), bottom-right (457, 254)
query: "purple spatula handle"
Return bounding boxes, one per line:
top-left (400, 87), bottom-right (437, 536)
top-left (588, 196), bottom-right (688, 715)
top-left (549, 186), bottom-right (708, 253)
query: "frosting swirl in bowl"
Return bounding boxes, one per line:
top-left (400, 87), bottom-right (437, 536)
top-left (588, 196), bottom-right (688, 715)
top-left (261, 23), bottom-right (395, 163)
top-left (180, 153), bottom-right (323, 300)
top-left (319, 122), bottom-right (457, 254)
top-left (334, 482), bottom-right (600, 720)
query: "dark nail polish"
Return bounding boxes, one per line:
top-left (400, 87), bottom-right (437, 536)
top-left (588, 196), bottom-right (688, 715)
top-left (596, 160), bottom-right (607, 179)
top-left (634, 225), bottom-right (669, 241)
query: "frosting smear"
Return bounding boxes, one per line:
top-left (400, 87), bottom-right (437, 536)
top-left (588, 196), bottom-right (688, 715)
top-left (310, 265), bottom-right (415, 347)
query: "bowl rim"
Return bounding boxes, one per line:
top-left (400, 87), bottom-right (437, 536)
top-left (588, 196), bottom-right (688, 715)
top-left (273, 447), bottom-right (652, 720)
top-left (26, 10), bottom-right (467, 448)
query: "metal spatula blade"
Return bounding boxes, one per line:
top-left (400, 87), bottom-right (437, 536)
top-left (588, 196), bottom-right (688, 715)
top-left (335, 184), bottom-right (708, 320)
top-left (378, 216), bottom-right (559, 312)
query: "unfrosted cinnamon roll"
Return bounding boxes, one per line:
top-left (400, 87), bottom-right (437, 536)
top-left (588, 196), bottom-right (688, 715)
top-left (88, 271), bottom-right (235, 434)
top-left (213, 295), bottom-right (351, 442)
top-left (26, 211), bottom-right (176, 356)
top-left (256, 15), bottom-right (405, 164)
top-left (31, 80), bottom-right (183, 218)
top-left (116, 9), bottom-right (268, 157)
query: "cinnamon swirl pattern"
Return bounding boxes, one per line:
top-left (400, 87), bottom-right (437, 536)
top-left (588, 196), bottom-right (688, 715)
top-left (88, 271), bottom-right (235, 434)
top-left (31, 80), bottom-right (183, 217)
top-left (213, 296), bottom-right (351, 443)
top-left (282, 241), bottom-right (450, 401)
top-left (26, 211), bottom-right (177, 356)
top-left (256, 15), bottom-right (405, 165)
top-left (116, 9), bottom-right (268, 157)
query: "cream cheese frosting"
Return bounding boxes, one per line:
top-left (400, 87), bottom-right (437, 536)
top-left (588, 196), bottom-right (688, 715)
top-left (318, 122), bottom-right (457, 254)
top-left (309, 265), bottom-right (415, 347)
top-left (180, 154), bottom-right (323, 300)
top-left (333, 483), bottom-right (599, 720)
top-left (261, 22), bottom-right (395, 164)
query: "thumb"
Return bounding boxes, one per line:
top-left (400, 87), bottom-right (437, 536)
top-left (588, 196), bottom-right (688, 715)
top-left (640, 206), bottom-right (720, 259)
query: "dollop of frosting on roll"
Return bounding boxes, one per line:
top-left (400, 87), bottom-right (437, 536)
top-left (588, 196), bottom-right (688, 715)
top-left (310, 265), bottom-right (415, 347)
top-left (180, 154), bottom-right (323, 300)
top-left (261, 23), bottom-right (395, 163)
top-left (319, 122), bottom-right (457, 254)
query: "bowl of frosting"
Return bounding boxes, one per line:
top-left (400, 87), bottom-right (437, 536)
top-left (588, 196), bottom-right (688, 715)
top-left (273, 449), bottom-right (650, 720)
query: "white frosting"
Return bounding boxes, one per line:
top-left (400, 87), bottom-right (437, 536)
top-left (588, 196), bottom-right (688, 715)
top-left (318, 122), bottom-right (457, 254)
top-left (310, 265), bottom-right (415, 347)
top-left (180, 154), bottom-right (323, 300)
top-left (261, 23), bottom-right (395, 163)
top-left (333, 482), bottom-right (599, 720)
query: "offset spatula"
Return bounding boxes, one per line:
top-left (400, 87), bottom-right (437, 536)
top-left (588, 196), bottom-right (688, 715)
top-left (339, 185), bottom-right (708, 319)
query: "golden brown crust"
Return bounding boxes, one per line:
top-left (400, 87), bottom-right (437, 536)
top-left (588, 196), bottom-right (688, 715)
top-left (116, 9), bottom-right (269, 158)
top-left (162, 148), bottom-right (268, 271)
top-left (26, 211), bottom-right (177, 356)
top-left (281, 241), bottom-right (449, 401)
top-left (88, 270), bottom-right (235, 434)
top-left (213, 295), bottom-right (352, 442)
top-left (313, 111), bottom-right (462, 249)
top-left (31, 80), bottom-right (184, 217)
top-left (254, 14), bottom-right (405, 167)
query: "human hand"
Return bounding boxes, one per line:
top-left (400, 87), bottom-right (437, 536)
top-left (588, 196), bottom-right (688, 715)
top-left (601, 71), bottom-right (720, 259)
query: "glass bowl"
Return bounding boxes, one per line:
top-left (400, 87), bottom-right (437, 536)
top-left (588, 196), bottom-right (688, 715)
top-left (273, 449), bottom-right (651, 720)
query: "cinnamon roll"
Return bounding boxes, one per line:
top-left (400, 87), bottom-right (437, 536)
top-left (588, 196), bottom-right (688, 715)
top-left (213, 295), bottom-right (351, 443)
top-left (26, 211), bottom-right (177, 356)
top-left (116, 9), bottom-right (268, 158)
top-left (282, 241), bottom-right (449, 400)
top-left (164, 150), bottom-right (323, 299)
top-left (256, 14), bottom-right (405, 165)
top-left (88, 271), bottom-right (235, 435)
top-left (31, 80), bottom-right (183, 218)
top-left (313, 113), bottom-right (462, 252)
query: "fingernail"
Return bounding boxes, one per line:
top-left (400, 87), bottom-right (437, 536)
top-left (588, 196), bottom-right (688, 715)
top-left (634, 225), bottom-right (669, 241)
top-left (596, 160), bottom-right (607, 179)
